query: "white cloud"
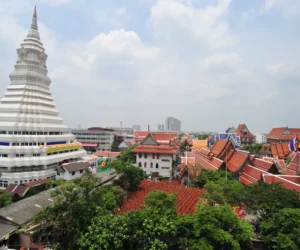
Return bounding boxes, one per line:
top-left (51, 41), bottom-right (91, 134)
top-left (93, 7), bottom-right (130, 29)
top-left (264, 0), bottom-right (300, 17)
top-left (150, 0), bottom-right (232, 50)
top-left (266, 63), bottom-right (300, 79)
top-left (39, 0), bottom-right (82, 6)
top-left (200, 53), bottom-right (242, 73)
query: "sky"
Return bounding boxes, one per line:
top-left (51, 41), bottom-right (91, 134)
top-left (0, 0), bottom-right (300, 133)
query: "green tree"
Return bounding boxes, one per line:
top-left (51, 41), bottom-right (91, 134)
top-left (145, 190), bottom-right (177, 216)
top-left (114, 165), bottom-right (144, 191)
top-left (78, 213), bottom-right (129, 250)
top-left (33, 171), bottom-right (124, 249)
top-left (128, 191), bottom-right (178, 249)
top-left (243, 181), bottom-right (300, 221)
top-left (260, 208), bottom-right (300, 249)
top-left (0, 190), bottom-right (12, 208)
top-left (179, 204), bottom-right (253, 250)
top-left (197, 168), bottom-right (234, 188)
top-left (201, 174), bottom-right (245, 206)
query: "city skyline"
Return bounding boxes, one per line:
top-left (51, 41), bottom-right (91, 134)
top-left (1, 1), bottom-right (300, 133)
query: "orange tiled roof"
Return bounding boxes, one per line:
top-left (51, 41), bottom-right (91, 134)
top-left (210, 139), bottom-right (232, 158)
top-left (263, 174), bottom-right (300, 192)
top-left (252, 158), bottom-right (278, 173)
top-left (239, 165), bottom-right (268, 185)
top-left (226, 151), bottom-right (249, 173)
top-left (192, 140), bottom-right (208, 150)
top-left (267, 127), bottom-right (300, 141)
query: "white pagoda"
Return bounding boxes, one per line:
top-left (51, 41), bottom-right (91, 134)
top-left (0, 7), bottom-right (86, 188)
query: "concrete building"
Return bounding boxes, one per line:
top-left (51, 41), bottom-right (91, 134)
top-left (56, 162), bottom-right (90, 181)
top-left (112, 127), bottom-right (134, 135)
top-left (157, 124), bottom-right (164, 132)
top-left (133, 125), bottom-right (141, 131)
top-left (72, 127), bottom-right (115, 152)
top-left (165, 117), bottom-right (181, 133)
top-left (0, 8), bottom-right (86, 188)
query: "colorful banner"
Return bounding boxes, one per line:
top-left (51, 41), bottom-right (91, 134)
top-left (40, 142), bottom-right (82, 153)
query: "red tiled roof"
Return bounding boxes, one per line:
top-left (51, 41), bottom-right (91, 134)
top-left (267, 127), bottom-right (287, 138)
top-left (24, 179), bottom-right (50, 188)
top-left (252, 158), bottom-right (273, 171)
top-left (134, 131), bottom-right (178, 142)
top-left (133, 148), bottom-right (176, 154)
top-left (267, 127), bottom-right (300, 141)
top-left (263, 174), bottom-right (300, 192)
top-left (235, 124), bottom-right (255, 138)
top-left (194, 150), bottom-right (224, 171)
top-left (5, 184), bottom-right (29, 196)
top-left (239, 165), bottom-right (267, 185)
top-left (227, 151), bottom-right (248, 173)
top-left (210, 140), bottom-right (232, 158)
top-left (271, 144), bottom-right (278, 158)
top-left (94, 151), bottom-right (121, 157)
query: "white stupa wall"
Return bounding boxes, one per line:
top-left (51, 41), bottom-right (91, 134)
top-left (0, 7), bottom-right (86, 188)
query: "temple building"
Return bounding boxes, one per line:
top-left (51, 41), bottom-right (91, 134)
top-left (133, 133), bottom-right (178, 177)
top-left (267, 127), bottom-right (300, 144)
top-left (0, 8), bottom-right (86, 188)
top-left (235, 124), bottom-right (256, 145)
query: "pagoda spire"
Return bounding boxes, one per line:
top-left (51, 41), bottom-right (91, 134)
top-left (31, 6), bottom-right (38, 30)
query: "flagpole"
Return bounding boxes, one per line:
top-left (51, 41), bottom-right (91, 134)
top-left (297, 135), bottom-right (299, 176)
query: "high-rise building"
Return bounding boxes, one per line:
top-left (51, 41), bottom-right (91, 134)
top-left (0, 8), bottom-right (86, 188)
top-left (165, 117), bottom-right (181, 133)
top-left (133, 125), bottom-right (141, 131)
top-left (157, 124), bottom-right (164, 131)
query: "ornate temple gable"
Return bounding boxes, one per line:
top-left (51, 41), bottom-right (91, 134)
top-left (283, 127), bottom-right (291, 135)
top-left (141, 133), bottom-right (159, 146)
top-left (241, 124), bottom-right (249, 134)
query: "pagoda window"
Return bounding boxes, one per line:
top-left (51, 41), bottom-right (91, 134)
top-left (157, 154), bottom-right (159, 159)
top-left (150, 163), bottom-right (153, 168)
top-left (139, 162), bottom-right (142, 167)
top-left (152, 154), bottom-right (155, 159)
top-left (156, 163), bottom-right (159, 169)
top-left (139, 153), bottom-right (142, 158)
top-left (144, 153), bottom-right (147, 158)
top-left (144, 162), bottom-right (147, 168)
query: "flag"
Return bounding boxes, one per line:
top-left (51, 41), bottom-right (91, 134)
top-left (289, 137), bottom-right (298, 151)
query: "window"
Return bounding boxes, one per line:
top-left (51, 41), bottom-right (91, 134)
top-left (150, 163), bottom-right (153, 168)
top-left (144, 162), bottom-right (147, 168)
top-left (0, 181), bottom-right (2, 187)
top-left (3, 181), bottom-right (8, 188)
top-left (15, 181), bottom-right (18, 184)
top-left (156, 163), bottom-right (159, 169)
top-left (139, 162), bottom-right (142, 167)
top-left (162, 159), bottom-right (170, 162)
top-left (72, 172), bottom-right (75, 175)
top-left (152, 154), bottom-right (155, 159)
top-left (139, 153), bottom-right (142, 158)
top-left (144, 153), bottom-right (147, 158)
top-left (161, 167), bottom-right (170, 169)
top-left (157, 154), bottom-right (159, 159)
top-left (80, 170), bottom-right (83, 174)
